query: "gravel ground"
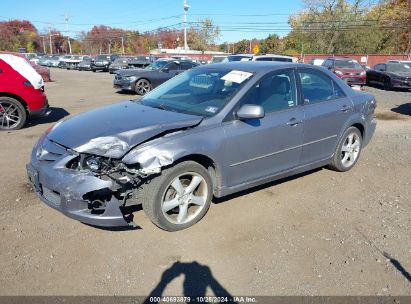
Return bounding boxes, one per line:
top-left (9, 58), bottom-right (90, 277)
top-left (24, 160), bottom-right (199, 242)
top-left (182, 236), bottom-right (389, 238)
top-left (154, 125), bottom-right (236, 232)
top-left (0, 69), bottom-right (410, 296)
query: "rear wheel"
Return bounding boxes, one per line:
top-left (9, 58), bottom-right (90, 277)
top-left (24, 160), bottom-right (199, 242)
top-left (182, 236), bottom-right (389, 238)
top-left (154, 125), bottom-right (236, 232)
top-left (0, 97), bottom-right (27, 130)
top-left (141, 161), bottom-right (213, 231)
top-left (135, 79), bottom-right (152, 95)
top-left (328, 127), bottom-right (362, 172)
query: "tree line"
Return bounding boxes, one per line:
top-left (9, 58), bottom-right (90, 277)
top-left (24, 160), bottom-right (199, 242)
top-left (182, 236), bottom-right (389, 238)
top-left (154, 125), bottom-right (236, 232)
top-left (0, 0), bottom-right (409, 55)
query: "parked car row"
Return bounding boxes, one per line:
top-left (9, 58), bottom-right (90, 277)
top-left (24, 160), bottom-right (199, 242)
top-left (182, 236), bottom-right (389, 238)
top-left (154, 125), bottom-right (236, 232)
top-left (307, 57), bottom-right (411, 90)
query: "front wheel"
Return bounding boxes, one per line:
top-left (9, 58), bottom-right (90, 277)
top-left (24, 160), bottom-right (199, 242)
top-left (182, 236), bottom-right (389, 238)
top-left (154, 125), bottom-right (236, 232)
top-left (328, 127), bottom-right (362, 172)
top-left (135, 79), bottom-right (152, 95)
top-left (141, 161), bottom-right (213, 231)
top-left (0, 97), bottom-right (27, 130)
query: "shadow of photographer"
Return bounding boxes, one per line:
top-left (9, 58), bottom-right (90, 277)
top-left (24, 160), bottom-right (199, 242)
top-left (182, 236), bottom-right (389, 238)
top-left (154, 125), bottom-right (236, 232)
top-left (145, 261), bottom-right (235, 303)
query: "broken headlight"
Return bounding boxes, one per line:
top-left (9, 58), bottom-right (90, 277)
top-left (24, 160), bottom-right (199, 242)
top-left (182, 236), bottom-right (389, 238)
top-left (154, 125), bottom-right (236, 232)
top-left (85, 157), bottom-right (101, 172)
top-left (66, 154), bottom-right (116, 173)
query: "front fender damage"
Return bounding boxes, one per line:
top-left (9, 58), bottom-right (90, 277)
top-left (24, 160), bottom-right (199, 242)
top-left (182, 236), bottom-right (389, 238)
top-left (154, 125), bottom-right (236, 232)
top-left (123, 146), bottom-right (187, 175)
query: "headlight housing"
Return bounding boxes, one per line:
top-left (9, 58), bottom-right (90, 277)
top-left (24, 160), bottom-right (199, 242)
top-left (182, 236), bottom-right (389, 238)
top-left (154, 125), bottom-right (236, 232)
top-left (335, 70), bottom-right (343, 75)
top-left (360, 71), bottom-right (366, 76)
top-left (124, 76), bottom-right (138, 81)
top-left (85, 157), bottom-right (102, 172)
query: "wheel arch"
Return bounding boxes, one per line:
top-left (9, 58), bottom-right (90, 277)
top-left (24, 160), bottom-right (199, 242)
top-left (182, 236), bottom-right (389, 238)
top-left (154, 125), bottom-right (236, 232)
top-left (0, 92), bottom-right (28, 111)
top-left (172, 153), bottom-right (222, 196)
top-left (350, 122), bottom-right (364, 139)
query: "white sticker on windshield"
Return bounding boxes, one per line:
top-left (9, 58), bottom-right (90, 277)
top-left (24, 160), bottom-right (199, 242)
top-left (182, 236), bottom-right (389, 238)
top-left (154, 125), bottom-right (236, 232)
top-left (221, 70), bottom-right (253, 84)
top-left (205, 106), bottom-right (218, 113)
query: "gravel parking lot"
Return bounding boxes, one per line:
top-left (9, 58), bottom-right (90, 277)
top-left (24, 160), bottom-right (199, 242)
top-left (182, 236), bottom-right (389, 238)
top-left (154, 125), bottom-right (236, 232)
top-left (0, 69), bottom-right (410, 296)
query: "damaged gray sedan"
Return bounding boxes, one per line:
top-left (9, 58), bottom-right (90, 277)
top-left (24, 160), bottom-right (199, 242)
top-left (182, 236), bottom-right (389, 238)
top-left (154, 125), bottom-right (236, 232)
top-left (27, 62), bottom-right (376, 231)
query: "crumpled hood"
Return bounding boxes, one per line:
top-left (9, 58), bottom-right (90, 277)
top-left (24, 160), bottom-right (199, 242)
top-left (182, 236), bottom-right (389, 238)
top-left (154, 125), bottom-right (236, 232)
top-left (47, 101), bottom-right (202, 158)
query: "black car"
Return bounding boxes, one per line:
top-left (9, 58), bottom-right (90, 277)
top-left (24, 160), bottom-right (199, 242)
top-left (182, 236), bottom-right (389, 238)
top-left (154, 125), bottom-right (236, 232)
top-left (77, 57), bottom-right (93, 71)
top-left (128, 55), bottom-right (157, 68)
top-left (113, 59), bottom-right (199, 95)
top-left (366, 62), bottom-right (411, 90)
top-left (91, 54), bottom-right (120, 72)
top-left (108, 57), bottom-right (132, 74)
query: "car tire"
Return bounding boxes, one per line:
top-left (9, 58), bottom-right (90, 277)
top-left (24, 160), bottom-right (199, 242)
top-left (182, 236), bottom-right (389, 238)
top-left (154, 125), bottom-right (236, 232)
top-left (135, 79), bottom-right (152, 95)
top-left (328, 127), bottom-right (362, 172)
top-left (92, 69), bottom-right (96, 73)
top-left (0, 97), bottom-right (27, 130)
top-left (141, 161), bottom-right (213, 231)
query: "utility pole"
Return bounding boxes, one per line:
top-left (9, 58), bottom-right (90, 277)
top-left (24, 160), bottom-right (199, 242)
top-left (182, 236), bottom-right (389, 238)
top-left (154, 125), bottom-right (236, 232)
top-left (249, 40), bottom-right (252, 53)
top-left (64, 14), bottom-right (72, 54)
top-left (121, 37), bottom-right (125, 54)
top-left (48, 25), bottom-right (53, 54)
top-left (41, 35), bottom-right (46, 54)
top-left (183, 0), bottom-right (190, 50)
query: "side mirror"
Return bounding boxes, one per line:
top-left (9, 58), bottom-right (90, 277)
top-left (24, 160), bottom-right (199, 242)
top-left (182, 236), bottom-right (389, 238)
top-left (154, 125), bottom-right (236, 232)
top-left (236, 104), bottom-right (265, 120)
top-left (162, 67), bottom-right (169, 73)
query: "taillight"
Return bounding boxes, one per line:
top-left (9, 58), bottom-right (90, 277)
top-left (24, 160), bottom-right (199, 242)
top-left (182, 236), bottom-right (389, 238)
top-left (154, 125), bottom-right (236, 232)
top-left (23, 80), bottom-right (32, 87)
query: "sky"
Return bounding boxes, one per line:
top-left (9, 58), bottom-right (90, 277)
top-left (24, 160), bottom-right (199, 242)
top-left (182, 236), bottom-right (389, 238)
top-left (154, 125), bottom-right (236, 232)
top-left (0, 0), bottom-right (303, 43)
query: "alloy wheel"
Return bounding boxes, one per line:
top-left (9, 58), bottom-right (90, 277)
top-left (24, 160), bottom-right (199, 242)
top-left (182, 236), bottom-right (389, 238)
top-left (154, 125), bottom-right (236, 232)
top-left (136, 79), bottom-right (151, 95)
top-left (161, 172), bottom-right (208, 225)
top-left (341, 132), bottom-right (361, 168)
top-left (0, 101), bottom-right (22, 130)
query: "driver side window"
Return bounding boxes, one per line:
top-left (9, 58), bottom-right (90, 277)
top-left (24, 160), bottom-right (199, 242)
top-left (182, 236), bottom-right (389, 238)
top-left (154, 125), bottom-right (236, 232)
top-left (240, 69), bottom-right (298, 113)
top-left (165, 62), bottom-right (179, 71)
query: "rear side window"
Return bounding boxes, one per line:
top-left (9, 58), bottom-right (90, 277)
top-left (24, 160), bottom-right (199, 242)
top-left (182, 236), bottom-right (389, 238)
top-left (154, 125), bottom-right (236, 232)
top-left (165, 62), bottom-right (179, 71)
top-left (272, 58), bottom-right (292, 62)
top-left (180, 62), bottom-right (195, 70)
top-left (255, 57), bottom-right (272, 61)
top-left (298, 69), bottom-right (346, 104)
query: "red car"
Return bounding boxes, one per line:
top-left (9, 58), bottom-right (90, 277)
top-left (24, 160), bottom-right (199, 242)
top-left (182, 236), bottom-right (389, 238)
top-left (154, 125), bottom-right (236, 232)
top-left (0, 51), bottom-right (51, 82)
top-left (322, 57), bottom-right (366, 86)
top-left (0, 55), bottom-right (49, 130)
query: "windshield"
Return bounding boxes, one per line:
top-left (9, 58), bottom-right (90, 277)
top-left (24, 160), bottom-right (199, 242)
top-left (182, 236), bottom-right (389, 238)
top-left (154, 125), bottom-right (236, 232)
top-left (386, 63), bottom-right (411, 73)
top-left (139, 68), bottom-right (253, 117)
top-left (227, 55), bottom-right (252, 62)
top-left (211, 57), bottom-right (227, 63)
top-left (145, 60), bottom-right (168, 70)
top-left (96, 55), bottom-right (110, 60)
top-left (114, 57), bottom-right (130, 63)
top-left (334, 60), bottom-right (361, 69)
top-left (132, 56), bottom-right (150, 61)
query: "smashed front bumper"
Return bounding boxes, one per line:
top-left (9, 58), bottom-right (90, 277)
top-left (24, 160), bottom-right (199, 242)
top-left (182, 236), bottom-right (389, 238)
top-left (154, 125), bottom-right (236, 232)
top-left (26, 140), bottom-right (134, 227)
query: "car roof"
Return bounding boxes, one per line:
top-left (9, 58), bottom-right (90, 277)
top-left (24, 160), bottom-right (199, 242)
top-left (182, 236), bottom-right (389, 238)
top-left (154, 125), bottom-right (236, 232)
top-left (197, 61), bottom-right (312, 72)
top-left (326, 57), bottom-right (356, 61)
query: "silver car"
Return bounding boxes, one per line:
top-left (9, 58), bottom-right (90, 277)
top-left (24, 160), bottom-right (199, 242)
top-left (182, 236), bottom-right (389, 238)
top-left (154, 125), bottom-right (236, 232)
top-left (27, 62), bottom-right (377, 231)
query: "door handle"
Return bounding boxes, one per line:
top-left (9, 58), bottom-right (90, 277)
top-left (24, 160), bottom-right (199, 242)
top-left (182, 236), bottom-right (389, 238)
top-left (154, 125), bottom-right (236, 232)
top-left (286, 118), bottom-right (302, 127)
top-left (340, 105), bottom-right (352, 113)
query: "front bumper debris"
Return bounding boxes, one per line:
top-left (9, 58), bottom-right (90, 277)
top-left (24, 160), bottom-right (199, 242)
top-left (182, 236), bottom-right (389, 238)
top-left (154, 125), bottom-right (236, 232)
top-left (27, 156), bottom-right (135, 227)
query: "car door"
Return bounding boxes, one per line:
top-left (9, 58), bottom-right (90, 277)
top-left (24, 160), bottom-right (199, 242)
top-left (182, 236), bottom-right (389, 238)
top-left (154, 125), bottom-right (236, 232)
top-left (297, 68), bottom-right (353, 165)
top-left (376, 64), bottom-right (387, 85)
top-left (152, 62), bottom-right (180, 87)
top-left (223, 69), bottom-right (304, 187)
top-left (367, 64), bottom-right (379, 84)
